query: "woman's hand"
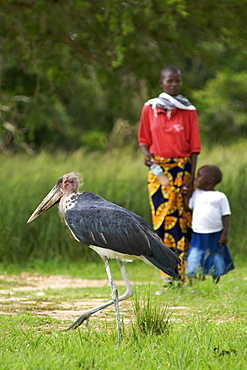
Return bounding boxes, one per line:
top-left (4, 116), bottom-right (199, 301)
top-left (140, 145), bottom-right (154, 167)
top-left (144, 153), bottom-right (154, 166)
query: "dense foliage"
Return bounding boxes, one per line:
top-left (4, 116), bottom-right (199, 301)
top-left (1, 0), bottom-right (247, 153)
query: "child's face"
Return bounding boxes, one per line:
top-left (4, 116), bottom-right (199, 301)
top-left (196, 167), bottom-right (211, 190)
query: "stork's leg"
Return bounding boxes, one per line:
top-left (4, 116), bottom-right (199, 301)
top-left (103, 256), bottom-right (122, 343)
top-left (116, 258), bottom-right (134, 300)
top-left (67, 258), bottom-right (134, 335)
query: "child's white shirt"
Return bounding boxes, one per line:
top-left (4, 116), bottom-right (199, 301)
top-left (189, 189), bottom-right (231, 233)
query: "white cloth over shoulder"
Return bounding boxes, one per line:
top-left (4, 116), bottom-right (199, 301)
top-left (145, 92), bottom-right (196, 119)
top-left (189, 189), bottom-right (231, 233)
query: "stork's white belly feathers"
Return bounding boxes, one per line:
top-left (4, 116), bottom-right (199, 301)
top-left (89, 245), bottom-right (152, 265)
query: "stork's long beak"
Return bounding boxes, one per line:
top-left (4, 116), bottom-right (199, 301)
top-left (27, 183), bottom-right (63, 223)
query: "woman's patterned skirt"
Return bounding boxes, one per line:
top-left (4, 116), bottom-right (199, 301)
top-left (148, 156), bottom-right (192, 283)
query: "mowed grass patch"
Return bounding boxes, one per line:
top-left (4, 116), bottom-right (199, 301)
top-left (0, 264), bottom-right (246, 369)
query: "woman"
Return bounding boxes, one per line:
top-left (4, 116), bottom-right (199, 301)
top-left (138, 65), bottom-right (201, 288)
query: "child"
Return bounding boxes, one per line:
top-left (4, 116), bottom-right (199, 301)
top-left (184, 165), bottom-right (235, 283)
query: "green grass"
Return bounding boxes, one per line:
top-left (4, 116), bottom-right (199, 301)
top-left (1, 317), bottom-right (244, 369)
top-left (0, 265), bottom-right (246, 369)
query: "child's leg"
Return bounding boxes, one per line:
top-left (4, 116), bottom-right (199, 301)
top-left (186, 248), bottom-right (204, 277)
top-left (187, 276), bottom-right (193, 286)
top-left (212, 276), bottom-right (220, 284)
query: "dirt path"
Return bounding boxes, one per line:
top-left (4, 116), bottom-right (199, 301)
top-left (0, 272), bottom-right (134, 325)
top-left (0, 272), bottom-right (192, 330)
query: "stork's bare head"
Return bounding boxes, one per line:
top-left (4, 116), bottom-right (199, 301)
top-left (27, 173), bottom-right (81, 223)
top-left (59, 172), bottom-right (81, 193)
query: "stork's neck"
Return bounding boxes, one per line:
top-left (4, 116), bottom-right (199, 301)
top-left (59, 192), bottom-right (78, 217)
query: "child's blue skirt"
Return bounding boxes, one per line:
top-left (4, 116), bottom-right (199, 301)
top-left (186, 231), bottom-right (235, 277)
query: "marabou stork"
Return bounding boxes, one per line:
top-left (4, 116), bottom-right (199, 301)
top-left (27, 173), bottom-right (179, 342)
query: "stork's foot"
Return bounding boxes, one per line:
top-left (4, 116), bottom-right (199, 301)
top-left (67, 313), bottom-right (90, 330)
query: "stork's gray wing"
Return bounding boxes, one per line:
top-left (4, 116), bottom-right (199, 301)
top-left (65, 192), bottom-right (153, 256)
top-left (65, 192), bottom-right (180, 277)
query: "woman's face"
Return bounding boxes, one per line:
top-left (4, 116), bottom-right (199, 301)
top-left (160, 69), bottom-right (182, 96)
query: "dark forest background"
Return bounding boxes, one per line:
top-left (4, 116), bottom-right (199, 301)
top-left (1, 0), bottom-right (247, 154)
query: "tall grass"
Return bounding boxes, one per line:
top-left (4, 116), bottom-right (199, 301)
top-left (133, 286), bottom-right (172, 336)
top-left (0, 148), bottom-right (150, 264)
top-left (0, 141), bottom-right (246, 265)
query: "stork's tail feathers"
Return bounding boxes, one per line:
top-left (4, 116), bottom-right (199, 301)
top-left (145, 239), bottom-right (180, 278)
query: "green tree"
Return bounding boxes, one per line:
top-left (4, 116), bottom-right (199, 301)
top-left (1, 0), bottom-right (247, 152)
top-left (194, 69), bottom-right (247, 144)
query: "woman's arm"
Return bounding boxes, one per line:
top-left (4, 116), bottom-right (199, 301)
top-left (181, 152), bottom-right (198, 196)
top-left (140, 145), bottom-right (154, 166)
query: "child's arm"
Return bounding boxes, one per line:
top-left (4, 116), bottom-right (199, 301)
top-left (183, 195), bottom-right (191, 212)
top-left (218, 215), bottom-right (230, 246)
top-left (183, 189), bottom-right (194, 212)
